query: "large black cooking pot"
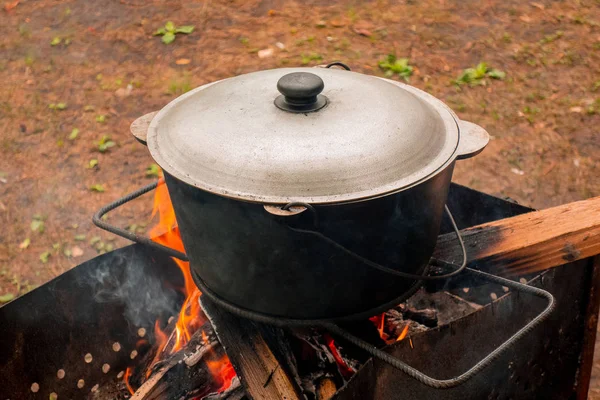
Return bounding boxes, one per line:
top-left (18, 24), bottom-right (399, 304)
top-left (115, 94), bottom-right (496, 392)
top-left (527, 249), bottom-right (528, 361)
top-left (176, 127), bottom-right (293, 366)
top-left (96, 66), bottom-right (489, 322)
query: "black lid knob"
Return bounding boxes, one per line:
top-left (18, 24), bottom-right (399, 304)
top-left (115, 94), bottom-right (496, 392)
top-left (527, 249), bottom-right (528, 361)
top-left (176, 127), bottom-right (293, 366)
top-left (274, 72), bottom-right (328, 113)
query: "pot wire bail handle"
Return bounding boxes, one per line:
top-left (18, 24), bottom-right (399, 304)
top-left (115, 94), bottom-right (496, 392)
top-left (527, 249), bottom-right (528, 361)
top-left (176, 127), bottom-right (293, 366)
top-left (281, 203), bottom-right (467, 280)
top-left (325, 61), bottom-right (351, 71)
top-left (92, 180), bottom-right (189, 262)
top-left (322, 270), bottom-right (556, 388)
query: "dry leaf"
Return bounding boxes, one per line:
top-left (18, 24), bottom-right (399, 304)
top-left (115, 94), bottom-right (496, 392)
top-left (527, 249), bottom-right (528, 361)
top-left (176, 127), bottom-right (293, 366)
top-left (542, 161), bottom-right (556, 176)
top-left (176, 58), bottom-right (191, 65)
top-left (569, 106), bottom-right (583, 113)
top-left (352, 27), bottom-right (372, 37)
top-left (4, 0), bottom-right (19, 11)
top-left (71, 246), bottom-right (84, 258)
top-left (530, 2), bottom-right (545, 10)
top-left (330, 19), bottom-right (345, 27)
top-left (519, 15), bottom-right (532, 23)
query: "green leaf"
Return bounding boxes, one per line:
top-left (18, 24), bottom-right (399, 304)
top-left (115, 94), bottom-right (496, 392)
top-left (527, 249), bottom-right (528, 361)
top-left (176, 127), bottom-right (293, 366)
top-left (154, 27), bottom-right (166, 36)
top-left (56, 102), bottom-right (67, 110)
top-left (89, 236), bottom-right (101, 245)
top-left (0, 293), bottom-right (15, 303)
top-left (89, 184), bottom-right (105, 192)
top-left (488, 69), bottom-right (506, 80)
top-left (165, 21), bottom-right (175, 33)
top-left (50, 37), bottom-right (61, 46)
top-left (30, 219), bottom-right (45, 233)
top-left (68, 128), bottom-right (79, 140)
top-left (97, 140), bottom-right (115, 153)
top-left (162, 32), bottom-right (176, 44)
top-left (74, 234), bottom-right (86, 241)
top-left (146, 163), bottom-right (161, 177)
top-left (39, 251), bottom-right (51, 263)
top-left (84, 105), bottom-right (95, 112)
top-left (475, 62), bottom-right (488, 77)
top-left (95, 114), bottom-right (106, 123)
top-left (63, 248), bottom-right (72, 257)
top-left (52, 243), bottom-right (60, 250)
top-left (175, 25), bottom-right (194, 34)
top-left (19, 238), bottom-right (31, 249)
top-left (88, 159), bottom-right (98, 168)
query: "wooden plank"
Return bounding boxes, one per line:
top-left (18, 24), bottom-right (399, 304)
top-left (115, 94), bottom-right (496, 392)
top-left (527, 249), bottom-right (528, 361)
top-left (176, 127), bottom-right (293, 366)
top-left (576, 256), bottom-right (600, 400)
top-left (434, 196), bottom-right (600, 276)
top-left (200, 297), bottom-right (303, 400)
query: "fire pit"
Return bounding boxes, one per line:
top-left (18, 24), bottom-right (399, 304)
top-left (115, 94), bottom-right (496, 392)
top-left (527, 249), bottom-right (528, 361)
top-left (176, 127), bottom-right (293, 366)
top-left (1, 183), bottom-right (599, 399)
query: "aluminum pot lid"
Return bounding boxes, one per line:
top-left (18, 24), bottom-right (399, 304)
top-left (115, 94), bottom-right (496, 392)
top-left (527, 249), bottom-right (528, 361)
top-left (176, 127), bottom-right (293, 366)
top-left (147, 67), bottom-right (459, 205)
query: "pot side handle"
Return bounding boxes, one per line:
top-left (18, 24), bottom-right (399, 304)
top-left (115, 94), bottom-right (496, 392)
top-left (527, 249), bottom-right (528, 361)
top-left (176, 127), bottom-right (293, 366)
top-left (130, 111), bottom-right (158, 146)
top-left (456, 120), bottom-right (490, 160)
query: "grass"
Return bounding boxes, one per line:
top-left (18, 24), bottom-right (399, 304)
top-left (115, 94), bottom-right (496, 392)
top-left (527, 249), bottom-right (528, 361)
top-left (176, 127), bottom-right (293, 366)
top-left (378, 55), bottom-right (413, 81)
top-left (453, 62), bottom-right (505, 87)
top-left (300, 53), bottom-right (323, 65)
top-left (168, 79), bottom-right (192, 95)
top-left (154, 21), bottom-right (194, 44)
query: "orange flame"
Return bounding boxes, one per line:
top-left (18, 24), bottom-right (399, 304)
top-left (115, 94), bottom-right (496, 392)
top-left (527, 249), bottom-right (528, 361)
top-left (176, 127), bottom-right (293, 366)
top-left (396, 324), bottom-right (409, 342)
top-left (149, 180), bottom-right (203, 355)
top-left (369, 313), bottom-right (390, 341)
top-left (123, 178), bottom-right (235, 394)
top-left (124, 367), bottom-right (135, 395)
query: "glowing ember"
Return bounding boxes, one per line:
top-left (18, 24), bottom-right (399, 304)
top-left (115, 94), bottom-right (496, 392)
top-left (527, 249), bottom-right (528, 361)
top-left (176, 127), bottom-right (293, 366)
top-left (206, 354), bottom-right (237, 393)
top-left (124, 179), bottom-right (235, 394)
top-left (323, 333), bottom-right (355, 379)
top-left (396, 324), bottom-right (410, 341)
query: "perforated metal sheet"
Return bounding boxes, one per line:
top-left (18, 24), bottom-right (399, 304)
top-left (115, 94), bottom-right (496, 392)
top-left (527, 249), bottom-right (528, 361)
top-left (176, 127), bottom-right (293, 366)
top-left (0, 245), bottom-right (183, 399)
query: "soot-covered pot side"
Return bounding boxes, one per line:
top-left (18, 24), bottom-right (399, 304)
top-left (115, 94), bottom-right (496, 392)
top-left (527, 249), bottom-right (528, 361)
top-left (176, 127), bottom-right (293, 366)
top-left (163, 165), bottom-right (453, 320)
top-left (122, 67), bottom-right (489, 321)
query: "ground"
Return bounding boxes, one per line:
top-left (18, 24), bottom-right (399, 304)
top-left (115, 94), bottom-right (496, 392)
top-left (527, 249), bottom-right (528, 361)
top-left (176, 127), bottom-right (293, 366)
top-left (0, 0), bottom-right (599, 396)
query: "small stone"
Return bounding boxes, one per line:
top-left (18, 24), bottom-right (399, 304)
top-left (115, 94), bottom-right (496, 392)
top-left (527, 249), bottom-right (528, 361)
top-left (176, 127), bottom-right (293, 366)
top-left (258, 48), bottom-right (274, 59)
top-left (115, 84), bottom-right (132, 98)
top-left (569, 106), bottom-right (583, 113)
top-left (71, 246), bottom-right (84, 258)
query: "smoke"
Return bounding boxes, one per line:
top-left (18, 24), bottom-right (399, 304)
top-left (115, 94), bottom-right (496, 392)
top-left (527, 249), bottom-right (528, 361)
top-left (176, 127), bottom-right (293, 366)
top-left (83, 250), bottom-right (181, 328)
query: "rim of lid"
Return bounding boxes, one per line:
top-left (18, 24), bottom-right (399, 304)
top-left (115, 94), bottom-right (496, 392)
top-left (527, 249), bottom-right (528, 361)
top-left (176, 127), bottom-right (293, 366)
top-left (146, 68), bottom-right (460, 205)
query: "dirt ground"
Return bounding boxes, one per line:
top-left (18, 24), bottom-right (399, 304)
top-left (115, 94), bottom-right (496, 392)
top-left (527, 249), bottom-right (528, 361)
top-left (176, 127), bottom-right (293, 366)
top-left (1, 0), bottom-right (599, 396)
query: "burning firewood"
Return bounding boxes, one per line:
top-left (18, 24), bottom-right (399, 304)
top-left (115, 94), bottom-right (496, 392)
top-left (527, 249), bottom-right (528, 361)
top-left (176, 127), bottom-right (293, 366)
top-left (126, 322), bottom-right (240, 400)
